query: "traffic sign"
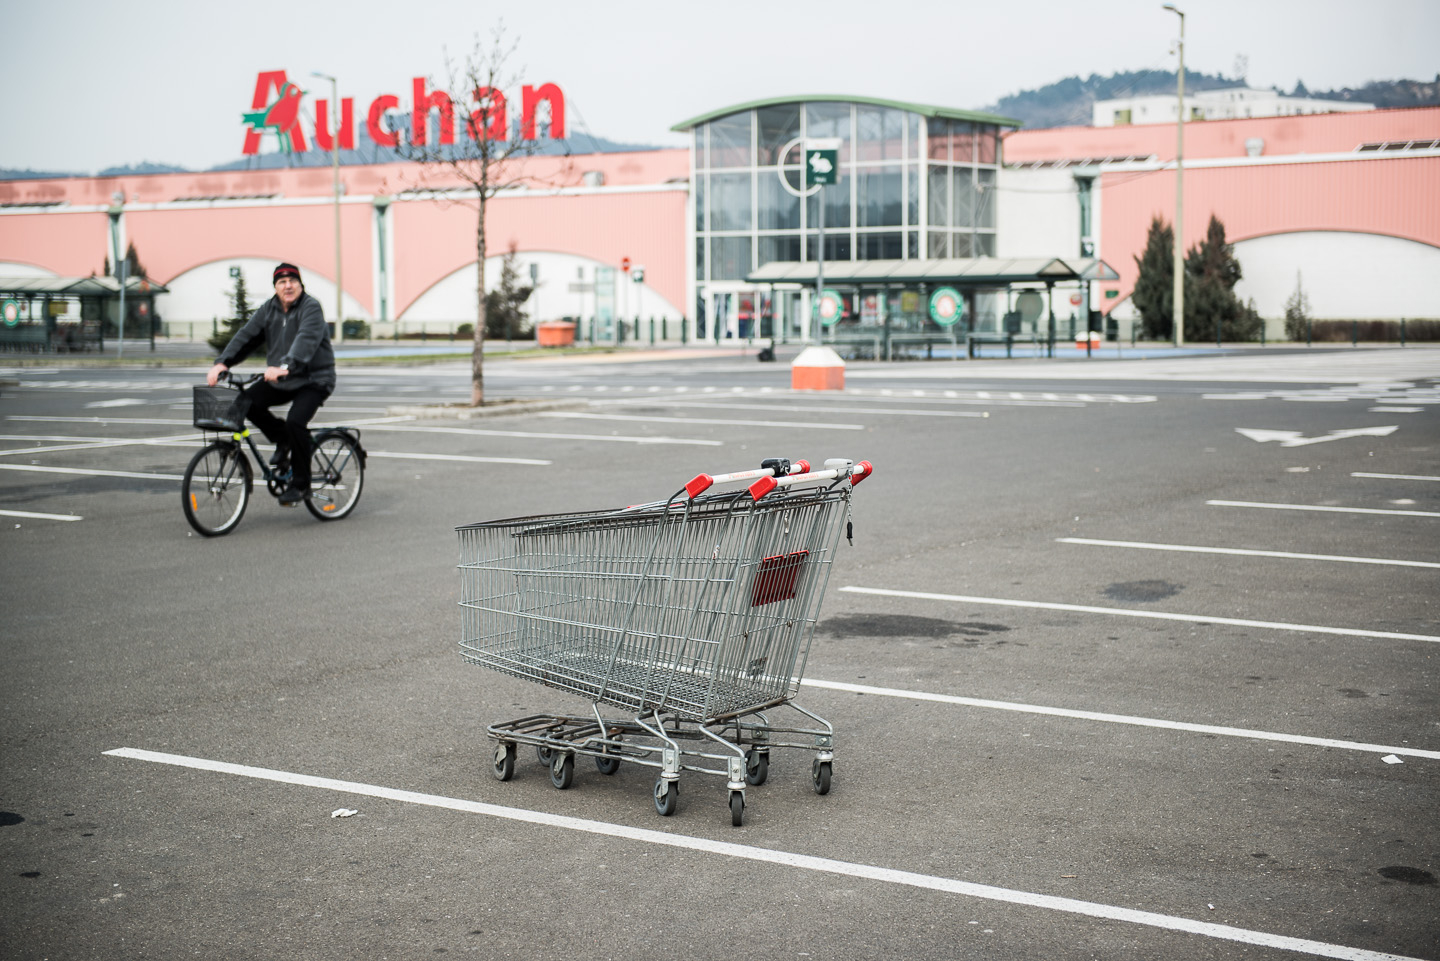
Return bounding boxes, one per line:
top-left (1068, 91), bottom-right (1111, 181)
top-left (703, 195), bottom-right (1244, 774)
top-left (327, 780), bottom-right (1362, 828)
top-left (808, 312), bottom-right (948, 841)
top-left (805, 148), bottom-right (838, 187)
top-left (928, 287), bottom-right (965, 327)
top-left (631, 266), bottom-right (645, 283)
top-left (621, 256), bottom-right (631, 273)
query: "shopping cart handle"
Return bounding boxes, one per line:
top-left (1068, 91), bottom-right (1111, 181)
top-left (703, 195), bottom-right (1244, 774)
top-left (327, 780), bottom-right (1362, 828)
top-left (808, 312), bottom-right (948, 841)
top-left (685, 459), bottom-right (812, 498)
top-left (747, 459), bottom-right (873, 500)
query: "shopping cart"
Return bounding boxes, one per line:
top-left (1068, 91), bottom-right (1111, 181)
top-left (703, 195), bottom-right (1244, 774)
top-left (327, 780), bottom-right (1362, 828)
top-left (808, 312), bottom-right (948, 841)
top-left (456, 456), bottom-right (873, 826)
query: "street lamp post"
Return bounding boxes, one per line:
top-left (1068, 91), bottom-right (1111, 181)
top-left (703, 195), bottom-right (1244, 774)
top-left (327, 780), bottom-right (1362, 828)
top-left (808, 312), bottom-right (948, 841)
top-left (312, 71), bottom-right (343, 345)
top-left (1163, 4), bottom-right (1185, 348)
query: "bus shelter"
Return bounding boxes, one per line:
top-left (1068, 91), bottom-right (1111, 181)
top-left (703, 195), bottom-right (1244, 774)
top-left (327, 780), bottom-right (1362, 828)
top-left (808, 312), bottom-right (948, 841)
top-left (0, 275), bottom-right (167, 353)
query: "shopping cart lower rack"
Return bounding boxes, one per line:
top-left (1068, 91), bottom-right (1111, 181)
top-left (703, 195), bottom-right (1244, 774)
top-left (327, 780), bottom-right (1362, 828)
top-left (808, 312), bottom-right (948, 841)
top-left (456, 457), bottom-right (873, 826)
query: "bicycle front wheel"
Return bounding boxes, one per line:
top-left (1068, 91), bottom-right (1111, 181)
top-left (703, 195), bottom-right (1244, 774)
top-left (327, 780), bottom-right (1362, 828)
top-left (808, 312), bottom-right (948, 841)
top-left (305, 432), bottom-right (364, 521)
top-left (182, 441), bottom-right (252, 536)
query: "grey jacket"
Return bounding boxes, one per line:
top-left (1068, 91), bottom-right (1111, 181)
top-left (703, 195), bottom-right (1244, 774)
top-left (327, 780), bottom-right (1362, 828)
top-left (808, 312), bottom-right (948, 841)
top-left (216, 291), bottom-right (336, 391)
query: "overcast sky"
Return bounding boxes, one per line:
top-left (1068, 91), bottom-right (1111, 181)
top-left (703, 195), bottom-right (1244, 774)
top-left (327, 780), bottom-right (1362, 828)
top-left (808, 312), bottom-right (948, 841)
top-left (5, 0), bottom-right (1436, 174)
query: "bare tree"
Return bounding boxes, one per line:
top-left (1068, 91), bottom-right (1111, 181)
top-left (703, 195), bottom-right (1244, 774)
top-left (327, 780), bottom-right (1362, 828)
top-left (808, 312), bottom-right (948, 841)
top-left (399, 26), bottom-right (567, 405)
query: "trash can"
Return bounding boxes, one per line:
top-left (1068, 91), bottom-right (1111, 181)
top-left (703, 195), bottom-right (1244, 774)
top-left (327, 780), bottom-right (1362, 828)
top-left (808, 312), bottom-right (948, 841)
top-left (536, 321), bottom-right (577, 348)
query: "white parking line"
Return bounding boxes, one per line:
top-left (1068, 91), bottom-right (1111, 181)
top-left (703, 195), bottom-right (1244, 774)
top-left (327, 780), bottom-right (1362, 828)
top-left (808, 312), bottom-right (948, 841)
top-left (1057, 537), bottom-right (1440, 570)
top-left (598, 399), bottom-right (1014, 414)
top-left (358, 423), bottom-right (722, 447)
top-left (103, 747), bottom-right (1424, 961)
top-left (0, 508), bottom-right (83, 522)
top-left (365, 451), bottom-right (550, 466)
top-left (1353, 472), bottom-right (1440, 482)
top-left (1207, 500), bottom-right (1440, 519)
top-left (540, 411), bottom-right (865, 431)
top-left (801, 679), bottom-right (1439, 760)
top-left (838, 586), bottom-right (1440, 644)
top-left (0, 463), bottom-right (186, 481)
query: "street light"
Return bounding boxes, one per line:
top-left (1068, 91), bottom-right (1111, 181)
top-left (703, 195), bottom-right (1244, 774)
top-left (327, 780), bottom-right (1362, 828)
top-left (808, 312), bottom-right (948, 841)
top-left (1163, 4), bottom-right (1185, 348)
top-left (312, 71), bottom-right (343, 345)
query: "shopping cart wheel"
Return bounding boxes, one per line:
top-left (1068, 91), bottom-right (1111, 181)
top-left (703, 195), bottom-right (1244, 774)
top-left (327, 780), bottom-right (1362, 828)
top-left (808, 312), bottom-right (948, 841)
top-left (550, 753), bottom-right (575, 790)
top-left (744, 749), bottom-right (769, 786)
top-left (594, 751), bottom-right (621, 776)
top-left (729, 790), bottom-right (745, 827)
top-left (491, 741), bottom-right (517, 782)
top-left (536, 745), bottom-right (555, 766)
top-left (812, 760), bottom-right (832, 796)
top-left (653, 779), bottom-right (678, 817)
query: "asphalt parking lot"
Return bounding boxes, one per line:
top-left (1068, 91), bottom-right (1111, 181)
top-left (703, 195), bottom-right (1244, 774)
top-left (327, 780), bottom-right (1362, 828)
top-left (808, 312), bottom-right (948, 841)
top-left (2, 346), bottom-right (1437, 960)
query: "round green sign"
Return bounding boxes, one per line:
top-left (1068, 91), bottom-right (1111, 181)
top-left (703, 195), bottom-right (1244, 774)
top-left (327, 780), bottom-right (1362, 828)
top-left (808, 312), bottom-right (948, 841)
top-left (929, 287), bottom-right (965, 326)
top-left (814, 288), bottom-right (844, 327)
top-left (2, 299), bottom-right (20, 328)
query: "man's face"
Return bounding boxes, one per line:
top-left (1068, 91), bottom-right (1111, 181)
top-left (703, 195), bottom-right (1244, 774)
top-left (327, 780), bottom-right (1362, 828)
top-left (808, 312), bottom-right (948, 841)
top-left (275, 275), bottom-right (302, 308)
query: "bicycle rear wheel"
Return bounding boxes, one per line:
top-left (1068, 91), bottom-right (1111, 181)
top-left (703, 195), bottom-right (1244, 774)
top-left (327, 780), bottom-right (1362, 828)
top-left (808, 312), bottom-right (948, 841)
top-left (182, 441), bottom-right (252, 536)
top-left (305, 431), bottom-right (364, 521)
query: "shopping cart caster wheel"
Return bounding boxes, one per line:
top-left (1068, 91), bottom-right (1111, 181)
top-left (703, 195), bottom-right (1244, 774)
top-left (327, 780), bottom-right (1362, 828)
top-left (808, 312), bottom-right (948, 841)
top-left (744, 749), bottom-right (769, 786)
top-left (536, 745), bottom-right (555, 766)
top-left (595, 752), bottom-right (621, 776)
top-left (653, 779), bottom-right (678, 817)
top-left (550, 753), bottom-right (575, 790)
top-left (729, 790), bottom-right (745, 827)
top-left (491, 741), bottom-right (516, 782)
top-left (812, 760), bottom-right (832, 796)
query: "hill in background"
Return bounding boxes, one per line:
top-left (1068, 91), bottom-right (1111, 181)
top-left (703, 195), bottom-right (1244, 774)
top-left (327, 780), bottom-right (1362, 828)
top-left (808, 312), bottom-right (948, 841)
top-left (983, 70), bottom-right (1440, 129)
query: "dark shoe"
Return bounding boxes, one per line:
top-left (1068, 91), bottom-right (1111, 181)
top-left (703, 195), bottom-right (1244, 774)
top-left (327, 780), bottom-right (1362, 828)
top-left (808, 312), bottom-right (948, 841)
top-left (269, 445), bottom-right (291, 468)
top-left (278, 485), bottom-right (306, 508)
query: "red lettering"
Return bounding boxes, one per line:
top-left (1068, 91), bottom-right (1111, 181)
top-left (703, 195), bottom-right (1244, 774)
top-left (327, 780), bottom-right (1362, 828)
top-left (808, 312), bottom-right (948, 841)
top-left (243, 70), bottom-right (291, 155)
top-left (412, 77), bottom-right (454, 146)
top-left (367, 95), bottom-right (400, 148)
top-left (521, 83), bottom-right (565, 140)
top-left (468, 87), bottom-right (507, 141)
top-left (313, 98), bottom-right (356, 151)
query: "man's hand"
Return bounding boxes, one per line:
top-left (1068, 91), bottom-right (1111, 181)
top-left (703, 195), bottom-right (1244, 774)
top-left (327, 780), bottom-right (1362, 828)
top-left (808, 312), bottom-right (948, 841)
top-left (206, 363), bottom-right (228, 387)
top-left (264, 365), bottom-right (289, 383)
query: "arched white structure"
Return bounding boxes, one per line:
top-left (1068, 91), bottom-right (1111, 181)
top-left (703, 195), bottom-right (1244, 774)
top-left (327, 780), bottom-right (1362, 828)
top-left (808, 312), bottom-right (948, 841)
top-left (1234, 232), bottom-right (1440, 321)
top-left (158, 258), bottom-right (372, 340)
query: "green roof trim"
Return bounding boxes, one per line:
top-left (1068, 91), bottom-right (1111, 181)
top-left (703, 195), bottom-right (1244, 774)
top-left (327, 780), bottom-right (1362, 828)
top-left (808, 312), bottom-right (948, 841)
top-left (671, 95), bottom-right (1023, 133)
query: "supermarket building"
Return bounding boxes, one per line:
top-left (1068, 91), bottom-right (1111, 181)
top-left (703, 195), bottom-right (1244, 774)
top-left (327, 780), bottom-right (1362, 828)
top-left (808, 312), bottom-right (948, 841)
top-left (0, 92), bottom-right (1436, 348)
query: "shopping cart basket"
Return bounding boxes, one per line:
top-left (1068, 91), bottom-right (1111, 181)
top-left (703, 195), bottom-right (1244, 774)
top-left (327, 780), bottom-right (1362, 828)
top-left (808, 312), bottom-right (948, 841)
top-left (457, 457), bottom-right (873, 826)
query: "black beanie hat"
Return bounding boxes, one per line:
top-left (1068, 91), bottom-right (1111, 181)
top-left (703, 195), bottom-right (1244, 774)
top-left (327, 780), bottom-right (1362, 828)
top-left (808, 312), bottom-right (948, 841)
top-left (273, 263), bottom-right (302, 285)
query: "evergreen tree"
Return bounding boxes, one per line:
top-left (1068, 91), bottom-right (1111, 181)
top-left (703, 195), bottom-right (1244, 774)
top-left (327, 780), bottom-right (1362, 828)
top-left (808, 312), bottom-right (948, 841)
top-left (1131, 215), bottom-right (1176, 340)
top-left (484, 246), bottom-right (535, 341)
top-left (207, 271), bottom-right (258, 354)
top-left (1284, 271), bottom-right (1312, 342)
top-left (1184, 214), bottom-right (1262, 342)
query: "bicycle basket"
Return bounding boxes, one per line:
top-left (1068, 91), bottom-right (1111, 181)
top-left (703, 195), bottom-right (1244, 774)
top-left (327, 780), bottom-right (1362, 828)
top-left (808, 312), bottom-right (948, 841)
top-left (192, 385), bottom-right (250, 432)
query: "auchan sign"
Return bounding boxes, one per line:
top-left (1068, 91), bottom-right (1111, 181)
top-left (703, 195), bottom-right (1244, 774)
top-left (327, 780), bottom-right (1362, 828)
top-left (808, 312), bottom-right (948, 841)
top-left (241, 70), bottom-right (565, 155)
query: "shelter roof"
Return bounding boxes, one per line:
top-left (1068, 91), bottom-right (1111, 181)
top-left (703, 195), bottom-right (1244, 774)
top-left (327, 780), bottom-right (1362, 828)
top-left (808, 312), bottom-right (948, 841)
top-left (0, 276), bottom-right (168, 295)
top-left (745, 257), bottom-right (1115, 286)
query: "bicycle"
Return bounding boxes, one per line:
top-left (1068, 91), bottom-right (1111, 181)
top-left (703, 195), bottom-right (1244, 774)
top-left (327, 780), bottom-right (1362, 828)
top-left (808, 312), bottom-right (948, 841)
top-left (183, 372), bottom-right (367, 536)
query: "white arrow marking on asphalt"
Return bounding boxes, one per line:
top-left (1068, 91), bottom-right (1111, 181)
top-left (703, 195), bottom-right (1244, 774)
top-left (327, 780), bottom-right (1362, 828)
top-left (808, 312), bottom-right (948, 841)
top-left (1236, 426), bottom-right (1398, 447)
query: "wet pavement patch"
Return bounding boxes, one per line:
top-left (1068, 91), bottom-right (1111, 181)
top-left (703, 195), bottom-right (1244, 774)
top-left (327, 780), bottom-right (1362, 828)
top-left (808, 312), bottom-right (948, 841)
top-left (1103, 580), bottom-right (1183, 603)
top-left (1378, 866), bottom-right (1436, 885)
top-left (819, 613), bottom-right (1009, 640)
top-left (0, 812), bottom-right (24, 827)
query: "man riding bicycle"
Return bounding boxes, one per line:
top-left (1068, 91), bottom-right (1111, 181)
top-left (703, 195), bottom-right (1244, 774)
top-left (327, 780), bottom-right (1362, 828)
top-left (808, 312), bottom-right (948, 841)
top-left (207, 263), bottom-right (336, 507)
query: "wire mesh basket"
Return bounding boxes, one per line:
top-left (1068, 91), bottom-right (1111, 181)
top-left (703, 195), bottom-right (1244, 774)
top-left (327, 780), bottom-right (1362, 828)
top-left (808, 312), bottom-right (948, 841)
top-left (457, 477), bottom-right (858, 723)
top-left (192, 384), bottom-right (250, 432)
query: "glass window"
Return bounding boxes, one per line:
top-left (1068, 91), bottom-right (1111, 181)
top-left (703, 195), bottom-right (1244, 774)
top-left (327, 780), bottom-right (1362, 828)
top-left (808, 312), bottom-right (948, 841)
top-left (927, 230), bottom-right (948, 258)
top-left (906, 231), bottom-right (919, 259)
top-left (857, 106), bottom-right (905, 161)
top-left (805, 102), bottom-right (851, 161)
top-left (926, 118), bottom-right (949, 161)
top-left (953, 167), bottom-right (974, 228)
top-left (709, 172), bottom-right (752, 231)
top-left (758, 173), bottom-right (801, 230)
top-left (951, 122), bottom-right (974, 165)
top-left (907, 113), bottom-right (921, 160)
top-left (757, 104), bottom-right (801, 165)
top-left (976, 125), bottom-right (998, 164)
top-left (696, 237), bottom-right (705, 281)
top-left (976, 168), bottom-right (996, 229)
top-left (805, 173), bottom-right (850, 228)
top-left (806, 233), bottom-right (851, 262)
top-left (709, 114), bottom-right (752, 168)
top-left (858, 165), bottom-right (903, 227)
top-left (858, 232), bottom-right (903, 260)
top-left (758, 234), bottom-right (802, 265)
top-left (952, 232), bottom-right (974, 258)
top-left (695, 174), bottom-right (705, 231)
top-left (695, 127), bottom-right (706, 169)
top-left (906, 163), bottom-right (919, 226)
top-left (974, 232), bottom-right (996, 257)
top-left (927, 166), bottom-right (949, 227)
top-left (710, 236), bottom-right (752, 280)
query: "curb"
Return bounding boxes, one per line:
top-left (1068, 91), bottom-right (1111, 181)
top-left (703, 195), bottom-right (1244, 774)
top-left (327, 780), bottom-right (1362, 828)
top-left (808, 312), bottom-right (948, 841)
top-left (385, 399), bottom-right (589, 420)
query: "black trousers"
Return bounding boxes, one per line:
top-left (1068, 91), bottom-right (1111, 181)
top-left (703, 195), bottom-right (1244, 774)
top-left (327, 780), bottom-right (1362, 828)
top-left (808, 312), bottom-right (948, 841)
top-left (242, 381), bottom-right (331, 489)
